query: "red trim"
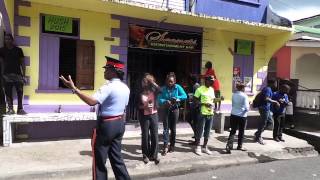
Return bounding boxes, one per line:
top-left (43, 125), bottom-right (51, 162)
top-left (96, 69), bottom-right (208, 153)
top-left (106, 61), bottom-right (124, 69)
top-left (91, 128), bottom-right (97, 180)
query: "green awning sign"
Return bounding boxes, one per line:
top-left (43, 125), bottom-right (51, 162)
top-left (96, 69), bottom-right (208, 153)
top-left (44, 15), bottom-right (73, 33)
top-left (236, 40), bottom-right (253, 56)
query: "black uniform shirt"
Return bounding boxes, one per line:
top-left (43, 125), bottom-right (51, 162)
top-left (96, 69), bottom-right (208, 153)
top-left (0, 46), bottom-right (24, 75)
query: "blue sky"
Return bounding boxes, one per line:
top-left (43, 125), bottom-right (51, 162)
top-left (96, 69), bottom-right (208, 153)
top-left (270, 0), bottom-right (320, 21)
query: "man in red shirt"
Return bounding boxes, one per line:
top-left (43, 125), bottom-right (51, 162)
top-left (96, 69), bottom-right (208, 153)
top-left (203, 61), bottom-right (216, 79)
top-left (201, 61), bottom-right (222, 111)
top-left (213, 78), bottom-right (221, 111)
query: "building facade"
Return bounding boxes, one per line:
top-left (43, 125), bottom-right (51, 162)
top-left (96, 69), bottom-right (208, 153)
top-left (0, 0), bottom-right (291, 134)
top-left (271, 15), bottom-right (320, 110)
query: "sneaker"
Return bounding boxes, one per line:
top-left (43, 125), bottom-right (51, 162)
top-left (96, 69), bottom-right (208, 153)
top-left (161, 146), bottom-right (168, 156)
top-left (17, 109), bottom-right (27, 115)
top-left (257, 137), bottom-right (265, 145)
top-left (6, 108), bottom-right (15, 115)
top-left (202, 147), bottom-right (212, 155)
top-left (195, 146), bottom-right (202, 156)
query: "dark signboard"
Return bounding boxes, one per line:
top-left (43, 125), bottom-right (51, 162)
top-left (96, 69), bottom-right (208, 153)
top-left (129, 25), bottom-right (202, 52)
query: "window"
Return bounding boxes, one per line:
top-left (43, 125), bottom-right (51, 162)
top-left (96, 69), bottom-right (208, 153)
top-left (38, 15), bottom-right (95, 91)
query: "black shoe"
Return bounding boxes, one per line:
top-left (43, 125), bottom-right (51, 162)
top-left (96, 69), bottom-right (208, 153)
top-left (236, 146), bottom-right (247, 151)
top-left (273, 137), bottom-right (280, 142)
top-left (6, 109), bottom-right (15, 115)
top-left (226, 144), bottom-right (231, 154)
top-left (142, 156), bottom-right (149, 164)
top-left (149, 157), bottom-right (160, 165)
top-left (154, 157), bottom-right (160, 165)
top-left (168, 146), bottom-right (175, 153)
top-left (278, 137), bottom-right (285, 142)
top-left (17, 109), bottom-right (27, 115)
top-left (188, 141), bottom-right (196, 145)
top-left (226, 141), bottom-right (233, 154)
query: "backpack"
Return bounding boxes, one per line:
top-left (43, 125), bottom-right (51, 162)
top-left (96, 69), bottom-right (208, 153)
top-left (252, 91), bottom-right (263, 108)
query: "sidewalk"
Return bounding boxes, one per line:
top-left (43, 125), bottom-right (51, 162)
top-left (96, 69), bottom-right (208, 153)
top-left (0, 125), bottom-right (318, 180)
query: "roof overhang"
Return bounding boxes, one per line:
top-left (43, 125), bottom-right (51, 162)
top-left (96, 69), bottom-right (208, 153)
top-left (29, 0), bottom-right (292, 36)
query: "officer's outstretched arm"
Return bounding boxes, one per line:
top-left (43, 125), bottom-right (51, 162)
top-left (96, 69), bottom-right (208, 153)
top-left (59, 75), bottom-right (99, 106)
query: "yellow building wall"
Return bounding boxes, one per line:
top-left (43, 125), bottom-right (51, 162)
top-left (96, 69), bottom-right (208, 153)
top-left (15, 2), bottom-right (290, 106)
top-left (203, 29), bottom-right (270, 103)
top-left (17, 3), bottom-right (120, 105)
top-left (4, 0), bottom-right (14, 33)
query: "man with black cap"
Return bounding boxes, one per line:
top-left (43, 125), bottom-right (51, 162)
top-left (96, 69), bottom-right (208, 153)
top-left (60, 56), bottom-right (130, 180)
top-left (193, 75), bottom-right (216, 156)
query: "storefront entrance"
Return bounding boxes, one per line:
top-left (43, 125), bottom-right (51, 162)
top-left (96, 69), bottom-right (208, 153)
top-left (126, 48), bottom-right (201, 121)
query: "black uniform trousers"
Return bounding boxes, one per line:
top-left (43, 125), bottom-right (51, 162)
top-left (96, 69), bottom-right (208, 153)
top-left (93, 118), bottom-right (130, 180)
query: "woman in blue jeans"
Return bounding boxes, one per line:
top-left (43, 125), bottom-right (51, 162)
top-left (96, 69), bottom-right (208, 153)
top-left (138, 73), bottom-right (161, 164)
top-left (193, 76), bottom-right (216, 156)
top-left (158, 72), bottom-right (187, 156)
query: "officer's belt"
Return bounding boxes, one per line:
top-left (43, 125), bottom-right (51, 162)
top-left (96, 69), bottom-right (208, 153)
top-left (100, 115), bottom-right (123, 122)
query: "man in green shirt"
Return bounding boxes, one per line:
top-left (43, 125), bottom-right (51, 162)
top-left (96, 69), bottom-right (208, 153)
top-left (193, 76), bottom-right (215, 156)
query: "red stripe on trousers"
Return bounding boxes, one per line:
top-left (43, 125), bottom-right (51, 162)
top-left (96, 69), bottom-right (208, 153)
top-left (91, 128), bottom-right (97, 180)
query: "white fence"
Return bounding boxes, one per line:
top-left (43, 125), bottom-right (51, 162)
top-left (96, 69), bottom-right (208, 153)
top-left (296, 90), bottom-right (320, 109)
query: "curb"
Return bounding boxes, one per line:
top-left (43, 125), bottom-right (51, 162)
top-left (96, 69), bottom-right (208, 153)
top-left (284, 128), bottom-right (320, 153)
top-left (1, 146), bottom-right (317, 180)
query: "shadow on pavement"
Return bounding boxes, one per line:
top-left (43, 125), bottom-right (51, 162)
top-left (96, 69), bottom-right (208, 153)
top-left (247, 152), bottom-right (278, 163)
top-left (216, 135), bottom-right (274, 144)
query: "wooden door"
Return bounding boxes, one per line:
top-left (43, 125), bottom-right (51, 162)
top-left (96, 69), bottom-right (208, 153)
top-left (76, 40), bottom-right (95, 90)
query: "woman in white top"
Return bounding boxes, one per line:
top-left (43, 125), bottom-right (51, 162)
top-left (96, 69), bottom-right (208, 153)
top-left (226, 82), bottom-right (250, 153)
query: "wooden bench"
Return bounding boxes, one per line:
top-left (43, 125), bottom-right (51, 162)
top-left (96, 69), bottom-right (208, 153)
top-left (2, 112), bottom-right (97, 147)
top-left (213, 110), bottom-right (260, 134)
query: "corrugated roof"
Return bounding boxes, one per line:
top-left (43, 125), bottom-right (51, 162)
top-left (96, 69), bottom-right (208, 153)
top-left (294, 25), bottom-right (320, 35)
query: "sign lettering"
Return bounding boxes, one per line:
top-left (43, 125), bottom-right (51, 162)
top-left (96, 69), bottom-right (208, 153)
top-left (129, 25), bottom-right (202, 52)
top-left (44, 15), bottom-right (73, 33)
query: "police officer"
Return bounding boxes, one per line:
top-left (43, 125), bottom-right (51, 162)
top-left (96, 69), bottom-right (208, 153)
top-left (60, 57), bottom-right (130, 180)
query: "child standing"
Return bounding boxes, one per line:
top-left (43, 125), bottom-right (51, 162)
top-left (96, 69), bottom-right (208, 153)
top-left (286, 98), bottom-right (294, 129)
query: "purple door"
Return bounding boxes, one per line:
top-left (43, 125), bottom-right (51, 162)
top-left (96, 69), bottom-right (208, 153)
top-left (39, 35), bottom-right (60, 89)
top-left (233, 54), bottom-right (254, 92)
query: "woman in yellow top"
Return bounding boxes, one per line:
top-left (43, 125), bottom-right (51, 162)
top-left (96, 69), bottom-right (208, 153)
top-left (193, 76), bottom-right (215, 156)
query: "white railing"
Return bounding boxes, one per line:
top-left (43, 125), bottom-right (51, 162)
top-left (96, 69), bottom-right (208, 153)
top-left (296, 90), bottom-right (320, 109)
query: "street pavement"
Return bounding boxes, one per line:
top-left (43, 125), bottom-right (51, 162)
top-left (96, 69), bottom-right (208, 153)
top-left (151, 156), bottom-right (320, 180)
top-left (0, 124), bottom-right (318, 180)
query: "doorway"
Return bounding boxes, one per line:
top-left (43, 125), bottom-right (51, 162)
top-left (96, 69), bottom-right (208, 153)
top-left (127, 48), bottom-right (201, 121)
